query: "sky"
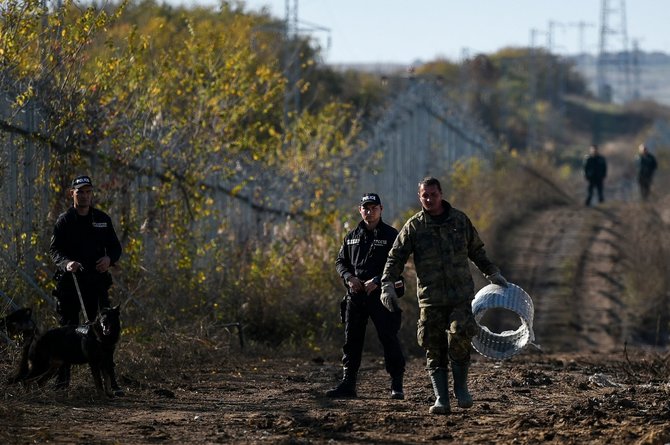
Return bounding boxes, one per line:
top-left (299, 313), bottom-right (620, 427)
top-left (175, 0), bottom-right (669, 65)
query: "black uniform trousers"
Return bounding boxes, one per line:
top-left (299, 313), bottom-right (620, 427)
top-left (638, 175), bottom-right (653, 200)
top-left (585, 178), bottom-right (604, 206)
top-left (341, 289), bottom-right (405, 378)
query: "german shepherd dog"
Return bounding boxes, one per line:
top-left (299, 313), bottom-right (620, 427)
top-left (14, 306), bottom-right (121, 397)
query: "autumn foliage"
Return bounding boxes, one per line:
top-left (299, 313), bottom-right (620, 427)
top-left (0, 0), bottom-right (360, 350)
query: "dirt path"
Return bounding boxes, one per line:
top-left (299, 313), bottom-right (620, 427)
top-left (503, 204), bottom-right (628, 353)
top-left (501, 137), bottom-right (667, 354)
top-left (2, 350), bottom-right (670, 445)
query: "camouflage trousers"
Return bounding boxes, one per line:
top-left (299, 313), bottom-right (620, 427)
top-left (417, 299), bottom-right (478, 369)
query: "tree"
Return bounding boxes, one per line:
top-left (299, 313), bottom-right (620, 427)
top-left (0, 0), bottom-right (362, 346)
top-left (417, 48), bottom-right (589, 151)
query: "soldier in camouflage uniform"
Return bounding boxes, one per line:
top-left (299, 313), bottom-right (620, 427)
top-left (381, 177), bottom-right (507, 415)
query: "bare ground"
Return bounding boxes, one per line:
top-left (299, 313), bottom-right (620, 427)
top-left (2, 348), bottom-right (670, 444)
top-left (2, 138), bottom-right (670, 444)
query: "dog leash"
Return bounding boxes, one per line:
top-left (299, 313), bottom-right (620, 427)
top-left (72, 272), bottom-right (90, 324)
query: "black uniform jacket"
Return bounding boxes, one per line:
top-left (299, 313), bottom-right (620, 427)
top-left (49, 206), bottom-right (122, 275)
top-left (583, 154), bottom-right (607, 181)
top-left (336, 219), bottom-right (398, 291)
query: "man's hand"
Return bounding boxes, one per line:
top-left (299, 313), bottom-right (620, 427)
top-left (364, 278), bottom-right (379, 295)
top-left (380, 282), bottom-right (400, 312)
top-left (488, 272), bottom-right (509, 287)
top-left (96, 256), bottom-right (111, 273)
top-left (66, 261), bottom-right (83, 273)
top-left (347, 276), bottom-right (364, 293)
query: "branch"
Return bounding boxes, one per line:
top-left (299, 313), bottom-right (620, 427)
top-left (0, 117), bottom-right (309, 219)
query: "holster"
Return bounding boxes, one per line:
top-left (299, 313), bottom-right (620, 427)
top-left (339, 295), bottom-right (348, 324)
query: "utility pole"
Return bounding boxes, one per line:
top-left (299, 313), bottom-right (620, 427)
top-left (459, 47), bottom-right (472, 113)
top-left (569, 21), bottom-right (596, 55)
top-left (283, 0), bottom-right (300, 130)
top-left (631, 38), bottom-right (642, 100)
top-left (527, 28), bottom-right (546, 151)
top-left (596, 0), bottom-right (610, 101)
top-left (281, 1), bottom-right (331, 126)
top-left (546, 21), bottom-right (566, 99)
top-left (618, 0), bottom-right (632, 101)
top-left (546, 20), bottom-right (566, 54)
top-left (568, 21), bottom-right (595, 77)
top-left (597, 0), bottom-right (631, 102)
top-left (547, 20), bottom-right (567, 140)
top-left (253, 0), bottom-right (330, 148)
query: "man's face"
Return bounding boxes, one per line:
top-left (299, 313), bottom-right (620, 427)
top-left (418, 184), bottom-right (442, 214)
top-left (72, 185), bottom-right (93, 209)
top-left (359, 203), bottom-right (382, 225)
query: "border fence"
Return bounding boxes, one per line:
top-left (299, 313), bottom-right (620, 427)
top-left (353, 78), bottom-right (497, 222)
top-left (0, 77), bottom-right (496, 309)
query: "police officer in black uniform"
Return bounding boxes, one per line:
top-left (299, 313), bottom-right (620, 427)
top-left (635, 143), bottom-right (658, 201)
top-left (583, 144), bottom-right (607, 206)
top-left (327, 193), bottom-right (406, 399)
top-left (49, 175), bottom-right (123, 394)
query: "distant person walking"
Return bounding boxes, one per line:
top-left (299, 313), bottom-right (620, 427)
top-left (583, 144), bottom-right (607, 206)
top-left (635, 143), bottom-right (658, 201)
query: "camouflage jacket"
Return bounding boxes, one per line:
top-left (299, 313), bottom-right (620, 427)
top-left (382, 200), bottom-right (499, 307)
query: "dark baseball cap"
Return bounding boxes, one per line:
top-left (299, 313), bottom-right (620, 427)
top-left (360, 193), bottom-right (381, 206)
top-left (71, 175), bottom-right (93, 189)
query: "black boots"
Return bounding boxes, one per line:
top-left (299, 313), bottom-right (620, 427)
top-left (326, 371), bottom-right (405, 399)
top-left (326, 371), bottom-right (357, 398)
top-left (390, 374), bottom-right (404, 399)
